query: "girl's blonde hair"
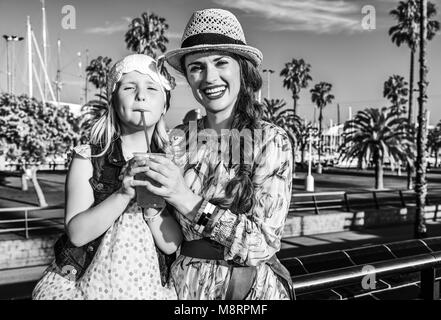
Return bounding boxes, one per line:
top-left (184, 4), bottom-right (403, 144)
top-left (89, 88), bottom-right (171, 158)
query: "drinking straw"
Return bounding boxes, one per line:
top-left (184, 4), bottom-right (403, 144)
top-left (140, 111), bottom-right (150, 153)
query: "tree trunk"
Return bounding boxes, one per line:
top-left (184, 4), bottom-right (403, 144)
top-left (0, 153), bottom-right (5, 171)
top-left (407, 50), bottom-right (416, 190)
top-left (30, 166), bottom-right (48, 207)
top-left (287, 132), bottom-right (297, 177)
top-left (21, 172), bottom-right (28, 191)
top-left (414, 0), bottom-right (428, 239)
top-left (436, 149), bottom-right (439, 167)
top-left (375, 155), bottom-right (384, 190)
top-left (409, 50), bottom-right (415, 124)
top-left (293, 97), bottom-right (297, 116)
top-left (337, 104), bottom-right (341, 125)
top-left (301, 145), bottom-right (305, 164)
top-left (318, 107), bottom-right (323, 164)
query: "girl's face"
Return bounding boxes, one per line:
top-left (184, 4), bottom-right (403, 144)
top-left (115, 71), bottom-right (165, 133)
top-left (184, 51), bottom-right (241, 117)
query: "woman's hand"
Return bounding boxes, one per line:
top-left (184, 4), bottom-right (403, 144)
top-left (142, 154), bottom-right (203, 216)
top-left (117, 158), bottom-right (150, 201)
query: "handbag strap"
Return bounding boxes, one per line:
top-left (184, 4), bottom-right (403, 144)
top-left (225, 265), bottom-right (257, 300)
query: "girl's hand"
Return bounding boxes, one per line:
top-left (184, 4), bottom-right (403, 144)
top-left (142, 154), bottom-right (202, 215)
top-left (117, 158), bottom-right (150, 201)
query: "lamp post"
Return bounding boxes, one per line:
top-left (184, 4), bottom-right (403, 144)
top-left (3, 35), bottom-right (24, 94)
top-left (262, 69), bottom-right (274, 100)
top-left (305, 126), bottom-right (318, 192)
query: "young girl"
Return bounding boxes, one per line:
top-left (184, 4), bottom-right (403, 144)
top-left (32, 54), bottom-right (181, 300)
top-left (142, 9), bottom-right (295, 300)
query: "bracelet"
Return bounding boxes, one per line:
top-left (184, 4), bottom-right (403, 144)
top-left (195, 202), bottom-right (216, 233)
top-left (144, 207), bottom-right (165, 222)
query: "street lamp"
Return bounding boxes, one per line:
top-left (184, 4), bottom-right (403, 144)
top-left (305, 125), bottom-right (318, 192)
top-left (3, 35), bottom-right (24, 94)
top-left (262, 69), bottom-right (275, 100)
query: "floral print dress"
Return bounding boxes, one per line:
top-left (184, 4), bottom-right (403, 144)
top-left (32, 145), bottom-right (177, 300)
top-left (169, 118), bottom-right (293, 300)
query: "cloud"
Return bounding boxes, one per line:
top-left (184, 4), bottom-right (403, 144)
top-left (212, 0), bottom-right (373, 34)
top-left (85, 18), bottom-right (182, 39)
top-left (167, 31), bottom-right (182, 40)
top-left (84, 17), bottom-right (131, 35)
top-left (62, 80), bottom-right (84, 86)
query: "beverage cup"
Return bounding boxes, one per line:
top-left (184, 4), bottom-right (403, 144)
top-left (132, 152), bottom-right (171, 208)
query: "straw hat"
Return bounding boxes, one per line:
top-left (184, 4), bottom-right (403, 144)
top-left (165, 8), bottom-right (263, 74)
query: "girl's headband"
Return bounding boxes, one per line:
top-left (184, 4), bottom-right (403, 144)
top-left (107, 54), bottom-right (171, 101)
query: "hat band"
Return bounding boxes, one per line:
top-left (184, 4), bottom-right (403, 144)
top-left (181, 33), bottom-right (245, 48)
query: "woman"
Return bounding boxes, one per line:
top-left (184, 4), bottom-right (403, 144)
top-left (32, 54), bottom-right (181, 300)
top-left (142, 8), bottom-right (294, 300)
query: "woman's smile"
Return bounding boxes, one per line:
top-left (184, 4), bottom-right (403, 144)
top-left (201, 85), bottom-right (227, 100)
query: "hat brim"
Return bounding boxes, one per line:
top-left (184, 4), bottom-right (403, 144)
top-left (165, 44), bottom-right (263, 74)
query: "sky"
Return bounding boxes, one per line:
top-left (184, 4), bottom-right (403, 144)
top-left (0, 0), bottom-right (440, 129)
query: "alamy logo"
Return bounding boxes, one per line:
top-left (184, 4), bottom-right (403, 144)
top-left (61, 5), bottom-right (76, 30)
top-left (169, 121), bottom-right (286, 166)
top-left (61, 264), bottom-right (77, 281)
top-left (361, 5), bottom-right (376, 31)
top-left (361, 265), bottom-right (376, 290)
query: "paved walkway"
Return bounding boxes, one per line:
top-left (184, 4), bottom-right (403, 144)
top-left (279, 220), bottom-right (441, 258)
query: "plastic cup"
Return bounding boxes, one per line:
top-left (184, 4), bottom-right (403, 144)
top-left (132, 152), bottom-right (171, 208)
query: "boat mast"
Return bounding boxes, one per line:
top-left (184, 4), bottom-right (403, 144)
top-left (41, 0), bottom-right (48, 99)
top-left (27, 16), bottom-right (33, 98)
top-left (55, 38), bottom-right (61, 102)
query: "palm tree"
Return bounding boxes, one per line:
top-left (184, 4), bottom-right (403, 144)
top-left (310, 82), bottom-right (335, 172)
top-left (85, 56), bottom-right (112, 99)
top-left (414, 0), bottom-right (435, 239)
top-left (389, 0), bottom-right (439, 121)
top-left (383, 75), bottom-right (409, 114)
top-left (79, 92), bottom-right (108, 143)
top-left (298, 120), bottom-right (317, 165)
top-left (427, 124), bottom-right (441, 167)
top-left (389, 0), bottom-right (440, 189)
top-left (262, 98), bottom-right (302, 173)
top-left (125, 12), bottom-right (169, 58)
top-left (338, 108), bottom-right (415, 190)
top-left (280, 59), bottom-right (313, 115)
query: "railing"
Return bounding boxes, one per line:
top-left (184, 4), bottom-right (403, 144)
top-left (290, 188), bottom-right (441, 215)
top-left (281, 237), bottom-right (441, 300)
top-left (292, 254), bottom-right (441, 299)
top-left (2, 161), bottom-right (68, 172)
top-left (0, 205), bottom-right (64, 238)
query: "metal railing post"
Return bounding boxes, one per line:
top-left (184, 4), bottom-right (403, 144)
top-left (344, 193), bottom-right (350, 212)
top-left (373, 191), bottom-right (380, 209)
top-left (312, 195), bottom-right (319, 215)
top-left (399, 190), bottom-right (406, 207)
top-left (421, 268), bottom-right (440, 300)
top-left (24, 209), bottom-right (29, 239)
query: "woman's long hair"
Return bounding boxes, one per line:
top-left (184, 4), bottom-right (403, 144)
top-left (89, 88), bottom-right (172, 157)
top-left (181, 52), bottom-right (263, 215)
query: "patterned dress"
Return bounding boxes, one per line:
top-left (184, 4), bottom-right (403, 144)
top-left (32, 145), bottom-right (177, 300)
top-left (169, 118), bottom-right (293, 300)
